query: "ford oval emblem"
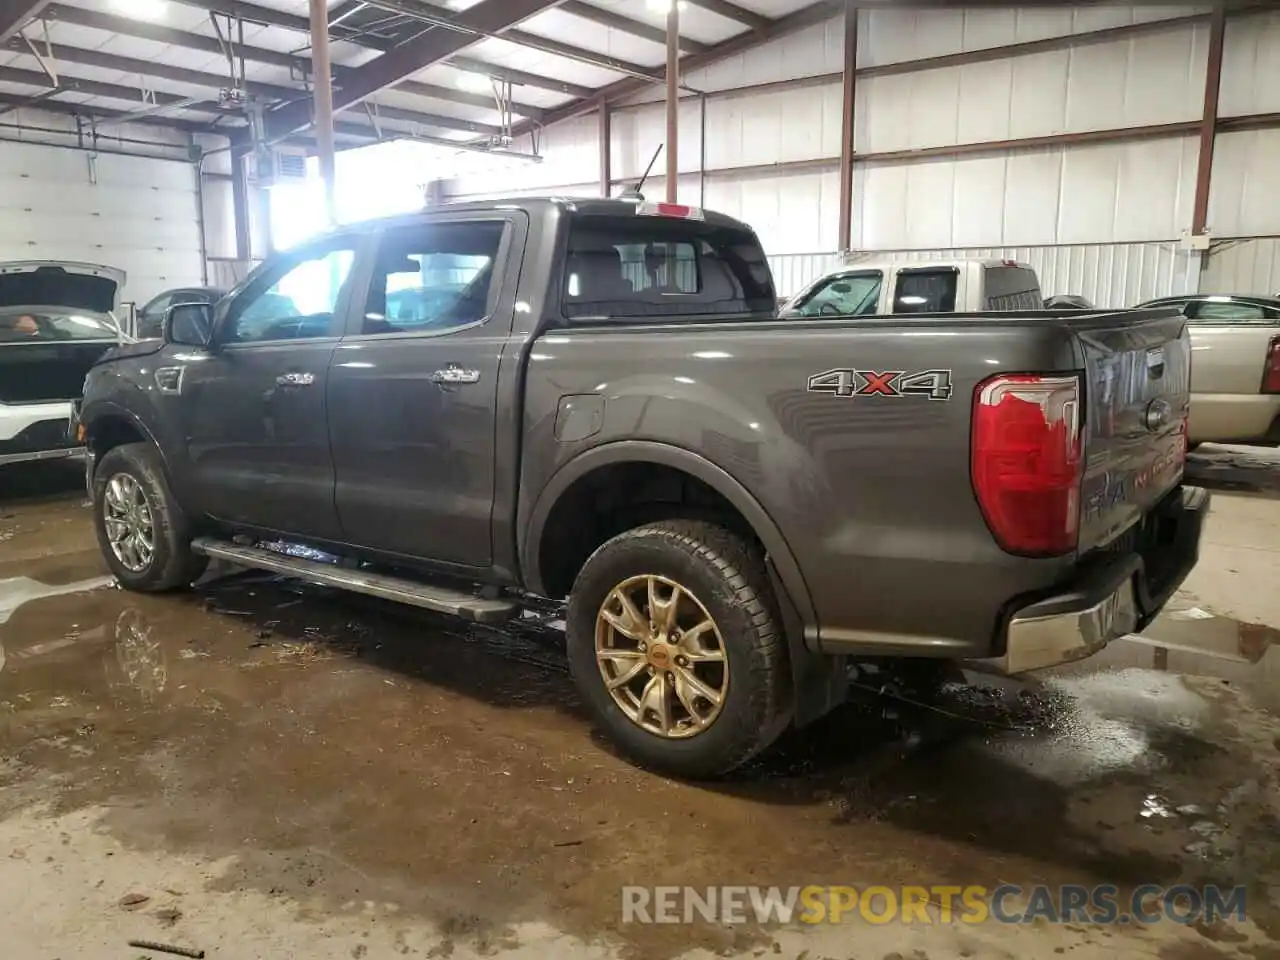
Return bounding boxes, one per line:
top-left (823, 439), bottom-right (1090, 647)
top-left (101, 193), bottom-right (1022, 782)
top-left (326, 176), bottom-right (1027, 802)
top-left (1144, 398), bottom-right (1172, 431)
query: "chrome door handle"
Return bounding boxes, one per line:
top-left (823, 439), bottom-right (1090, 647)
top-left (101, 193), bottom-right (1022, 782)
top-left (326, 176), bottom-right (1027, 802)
top-left (276, 372), bottom-right (316, 386)
top-left (431, 366), bottom-right (480, 385)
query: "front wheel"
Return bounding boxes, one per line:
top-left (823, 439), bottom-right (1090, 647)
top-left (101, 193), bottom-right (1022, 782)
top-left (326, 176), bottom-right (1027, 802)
top-left (565, 520), bottom-right (791, 778)
top-left (92, 442), bottom-right (207, 592)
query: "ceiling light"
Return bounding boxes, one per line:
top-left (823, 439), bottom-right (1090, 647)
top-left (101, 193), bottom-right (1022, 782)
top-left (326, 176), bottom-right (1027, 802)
top-left (109, 0), bottom-right (167, 18)
top-left (454, 72), bottom-right (492, 94)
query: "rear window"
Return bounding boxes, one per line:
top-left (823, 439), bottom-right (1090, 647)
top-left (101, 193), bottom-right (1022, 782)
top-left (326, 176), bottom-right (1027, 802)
top-left (894, 269), bottom-right (957, 313)
top-left (0, 309), bottom-right (118, 342)
top-left (983, 266), bottom-right (1042, 311)
top-left (563, 214), bottom-right (775, 322)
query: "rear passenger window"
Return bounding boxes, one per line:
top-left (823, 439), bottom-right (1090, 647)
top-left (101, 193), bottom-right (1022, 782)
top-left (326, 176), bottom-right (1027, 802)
top-left (563, 214), bottom-right (775, 322)
top-left (894, 269), bottom-right (957, 313)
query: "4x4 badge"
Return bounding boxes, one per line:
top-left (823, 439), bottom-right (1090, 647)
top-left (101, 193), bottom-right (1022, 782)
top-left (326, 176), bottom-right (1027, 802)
top-left (807, 368), bottom-right (953, 401)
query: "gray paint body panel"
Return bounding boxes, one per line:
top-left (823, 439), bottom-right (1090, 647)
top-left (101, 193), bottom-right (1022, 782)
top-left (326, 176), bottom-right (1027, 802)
top-left (78, 199), bottom-right (1196, 663)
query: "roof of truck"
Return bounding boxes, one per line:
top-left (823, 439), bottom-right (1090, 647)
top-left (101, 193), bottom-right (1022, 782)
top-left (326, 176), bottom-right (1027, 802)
top-left (329, 196), bottom-right (757, 236)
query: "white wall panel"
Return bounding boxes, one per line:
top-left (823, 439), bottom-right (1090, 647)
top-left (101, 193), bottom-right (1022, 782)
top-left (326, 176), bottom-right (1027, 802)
top-left (0, 139), bottom-right (203, 303)
top-left (1220, 12), bottom-right (1280, 117)
top-left (704, 169), bottom-right (840, 255)
top-left (1202, 238), bottom-right (1280, 295)
top-left (858, 6), bottom-right (1209, 66)
top-left (768, 252), bottom-right (844, 297)
top-left (857, 27), bottom-right (1205, 154)
top-left (1206, 129), bottom-right (1280, 239)
top-left (625, 18), bottom-right (844, 106)
top-left (611, 101), bottom-right (703, 180)
top-left (701, 83), bottom-right (842, 170)
top-left (448, 114), bottom-right (600, 197)
top-left (854, 137), bottom-right (1196, 249)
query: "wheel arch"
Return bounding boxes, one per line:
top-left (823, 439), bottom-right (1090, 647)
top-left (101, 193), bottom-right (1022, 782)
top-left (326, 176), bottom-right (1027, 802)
top-left (520, 440), bottom-right (816, 628)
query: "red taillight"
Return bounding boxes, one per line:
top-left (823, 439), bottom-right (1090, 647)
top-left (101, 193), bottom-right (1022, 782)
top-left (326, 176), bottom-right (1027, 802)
top-left (1262, 336), bottom-right (1280, 394)
top-left (971, 374), bottom-right (1084, 556)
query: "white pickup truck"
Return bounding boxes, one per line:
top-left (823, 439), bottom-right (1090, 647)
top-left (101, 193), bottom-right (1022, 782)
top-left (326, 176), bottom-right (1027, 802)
top-left (779, 258), bottom-right (1044, 317)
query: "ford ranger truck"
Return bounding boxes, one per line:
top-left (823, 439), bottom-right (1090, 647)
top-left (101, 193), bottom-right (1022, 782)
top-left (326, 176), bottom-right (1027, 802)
top-left (71, 198), bottom-right (1207, 778)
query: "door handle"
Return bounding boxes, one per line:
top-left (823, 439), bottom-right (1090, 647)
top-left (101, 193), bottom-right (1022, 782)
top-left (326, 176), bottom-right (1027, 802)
top-left (431, 366), bottom-right (481, 385)
top-left (276, 372), bottom-right (316, 386)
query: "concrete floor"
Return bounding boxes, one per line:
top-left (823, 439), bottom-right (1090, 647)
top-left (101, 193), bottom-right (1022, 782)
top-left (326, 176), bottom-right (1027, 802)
top-left (1, 450), bottom-right (1279, 960)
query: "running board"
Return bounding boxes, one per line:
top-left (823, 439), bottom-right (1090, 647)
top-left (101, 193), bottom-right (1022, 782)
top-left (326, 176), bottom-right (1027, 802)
top-left (190, 538), bottom-right (519, 624)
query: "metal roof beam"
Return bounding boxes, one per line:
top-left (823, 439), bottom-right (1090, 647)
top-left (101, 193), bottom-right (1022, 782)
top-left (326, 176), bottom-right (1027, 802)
top-left (0, 62), bottom-right (226, 115)
top-left (265, 0), bottom-right (569, 140)
top-left (0, 0), bottom-right (48, 43)
top-left (162, 0), bottom-right (589, 99)
top-left (685, 0), bottom-right (770, 30)
top-left (3, 36), bottom-right (508, 136)
top-left (525, 0), bottom-right (840, 131)
top-left (560, 1), bottom-right (709, 54)
top-left (39, 4), bottom-right (549, 116)
top-left (356, 0), bottom-right (654, 81)
top-left (0, 90), bottom-right (211, 132)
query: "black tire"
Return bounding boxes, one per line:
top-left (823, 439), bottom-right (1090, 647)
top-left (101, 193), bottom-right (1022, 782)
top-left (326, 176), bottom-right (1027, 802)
top-left (92, 442), bottom-right (207, 592)
top-left (565, 520), bottom-right (791, 778)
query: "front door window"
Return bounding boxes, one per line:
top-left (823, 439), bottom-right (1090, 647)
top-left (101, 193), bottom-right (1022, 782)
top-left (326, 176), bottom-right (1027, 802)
top-left (225, 243), bottom-right (356, 343)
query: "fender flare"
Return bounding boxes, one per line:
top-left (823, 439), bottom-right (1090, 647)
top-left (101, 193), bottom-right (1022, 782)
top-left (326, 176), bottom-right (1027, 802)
top-left (520, 440), bottom-right (817, 627)
top-left (80, 399), bottom-right (168, 480)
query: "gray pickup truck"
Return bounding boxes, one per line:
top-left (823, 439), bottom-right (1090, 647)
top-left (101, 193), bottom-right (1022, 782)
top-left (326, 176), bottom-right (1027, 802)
top-left (72, 197), bottom-right (1207, 777)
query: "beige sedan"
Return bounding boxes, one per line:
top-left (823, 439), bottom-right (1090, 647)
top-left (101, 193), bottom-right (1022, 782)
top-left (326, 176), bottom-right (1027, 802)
top-left (1136, 295), bottom-right (1280, 446)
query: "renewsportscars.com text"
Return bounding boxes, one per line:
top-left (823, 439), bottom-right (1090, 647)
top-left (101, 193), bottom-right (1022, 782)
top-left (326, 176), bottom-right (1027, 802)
top-left (621, 885), bottom-right (1247, 926)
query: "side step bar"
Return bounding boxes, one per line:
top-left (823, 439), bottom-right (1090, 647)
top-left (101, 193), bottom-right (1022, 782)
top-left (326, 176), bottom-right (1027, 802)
top-left (190, 537), bottom-right (519, 624)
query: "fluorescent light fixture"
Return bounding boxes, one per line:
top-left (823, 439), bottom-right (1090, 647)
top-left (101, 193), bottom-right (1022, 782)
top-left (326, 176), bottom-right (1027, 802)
top-left (454, 72), bottom-right (492, 94)
top-left (110, 0), bottom-right (167, 18)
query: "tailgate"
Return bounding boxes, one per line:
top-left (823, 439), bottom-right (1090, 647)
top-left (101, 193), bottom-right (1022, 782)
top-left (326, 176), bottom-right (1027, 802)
top-left (1074, 308), bottom-right (1190, 551)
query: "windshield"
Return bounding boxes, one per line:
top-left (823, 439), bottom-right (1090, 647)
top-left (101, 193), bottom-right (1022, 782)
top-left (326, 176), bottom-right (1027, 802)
top-left (0, 308), bottom-right (119, 343)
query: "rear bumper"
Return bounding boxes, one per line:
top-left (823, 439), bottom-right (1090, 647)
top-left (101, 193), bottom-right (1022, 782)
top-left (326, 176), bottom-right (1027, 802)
top-left (0, 401), bottom-right (81, 466)
top-left (981, 485), bottom-right (1209, 674)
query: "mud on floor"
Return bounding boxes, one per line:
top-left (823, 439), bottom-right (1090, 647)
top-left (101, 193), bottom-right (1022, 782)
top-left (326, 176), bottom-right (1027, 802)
top-left (1, 461), bottom-right (1280, 960)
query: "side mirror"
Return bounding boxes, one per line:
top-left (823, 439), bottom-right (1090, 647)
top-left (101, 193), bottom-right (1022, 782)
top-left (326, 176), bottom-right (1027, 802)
top-left (165, 302), bottom-right (214, 347)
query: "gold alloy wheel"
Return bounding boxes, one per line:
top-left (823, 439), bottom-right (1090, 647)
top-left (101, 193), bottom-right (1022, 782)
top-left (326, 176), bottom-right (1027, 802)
top-left (594, 574), bottom-right (729, 739)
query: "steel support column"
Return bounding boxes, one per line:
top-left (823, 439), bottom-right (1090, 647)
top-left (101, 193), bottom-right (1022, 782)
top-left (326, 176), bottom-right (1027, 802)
top-left (1192, 1), bottom-right (1226, 237)
top-left (837, 3), bottom-right (857, 252)
top-left (598, 103), bottom-right (611, 197)
top-left (231, 144), bottom-right (251, 261)
top-left (308, 0), bottom-right (337, 225)
top-left (665, 0), bottom-right (679, 203)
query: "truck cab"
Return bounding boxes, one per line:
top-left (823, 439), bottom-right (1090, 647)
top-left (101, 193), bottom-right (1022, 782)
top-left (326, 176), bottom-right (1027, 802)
top-left (780, 258), bottom-right (1043, 317)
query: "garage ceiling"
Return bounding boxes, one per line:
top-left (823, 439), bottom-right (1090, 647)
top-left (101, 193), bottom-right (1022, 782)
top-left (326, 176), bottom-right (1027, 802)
top-left (0, 0), bottom-right (828, 146)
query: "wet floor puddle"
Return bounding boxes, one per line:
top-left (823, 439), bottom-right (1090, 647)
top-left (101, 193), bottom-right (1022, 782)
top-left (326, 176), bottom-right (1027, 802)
top-left (0, 564), bottom-right (1278, 956)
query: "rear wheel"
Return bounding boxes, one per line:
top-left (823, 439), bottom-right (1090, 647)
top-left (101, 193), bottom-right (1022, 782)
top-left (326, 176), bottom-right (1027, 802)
top-left (565, 520), bottom-right (790, 778)
top-left (92, 442), bottom-right (207, 592)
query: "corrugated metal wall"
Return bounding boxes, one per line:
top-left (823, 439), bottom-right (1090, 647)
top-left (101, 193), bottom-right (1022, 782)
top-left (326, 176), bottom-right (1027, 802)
top-left (1202, 238), bottom-right (1280, 295)
top-left (442, 5), bottom-right (1280, 298)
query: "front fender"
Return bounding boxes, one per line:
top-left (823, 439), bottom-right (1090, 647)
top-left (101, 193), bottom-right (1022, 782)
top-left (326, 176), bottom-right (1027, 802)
top-left (520, 439), bottom-right (817, 630)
